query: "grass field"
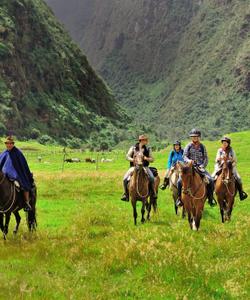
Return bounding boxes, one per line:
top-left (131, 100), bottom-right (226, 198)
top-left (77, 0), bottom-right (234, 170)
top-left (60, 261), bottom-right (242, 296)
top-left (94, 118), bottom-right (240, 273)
top-left (0, 132), bottom-right (249, 299)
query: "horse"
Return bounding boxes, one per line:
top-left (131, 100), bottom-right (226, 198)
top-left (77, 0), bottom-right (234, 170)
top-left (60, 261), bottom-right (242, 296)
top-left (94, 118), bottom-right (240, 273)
top-left (0, 171), bottom-right (37, 239)
top-left (169, 164), bottom-right (186, 218)
top-left (128, 151), bottom-right (159, 225)
top-left (177, 161), bottom-right (207, 231)
top-left (215, 156), bottom-right (235, 223)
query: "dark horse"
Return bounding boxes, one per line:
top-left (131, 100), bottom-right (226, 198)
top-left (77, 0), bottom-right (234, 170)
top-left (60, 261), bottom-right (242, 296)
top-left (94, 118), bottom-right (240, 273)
top-left (178, 161), bottom-right (207, 230)
top-left (129, 151), bottom-right (160, 225)
top-left (0, 171), bottom-right (37, 239)
top-left (215, 156), bottom-right (235, 223)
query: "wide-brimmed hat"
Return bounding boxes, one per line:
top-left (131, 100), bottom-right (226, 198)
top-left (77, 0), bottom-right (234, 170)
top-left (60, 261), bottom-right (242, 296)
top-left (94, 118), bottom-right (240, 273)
top-left (221, 136), bottom-right (231, 144)
top-left (138, 134), bottom-right (148, 141)
top-left (4, 136), bottom-right (15, 144)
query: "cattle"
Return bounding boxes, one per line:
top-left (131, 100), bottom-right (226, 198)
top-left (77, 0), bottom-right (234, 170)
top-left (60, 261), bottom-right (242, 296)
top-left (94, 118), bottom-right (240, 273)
top-left (101, 158), bottom-right (113, 163)
top-left (64, 158), bottom-right (81, 163)
top-left (85, 158), bottom-right (96, 163)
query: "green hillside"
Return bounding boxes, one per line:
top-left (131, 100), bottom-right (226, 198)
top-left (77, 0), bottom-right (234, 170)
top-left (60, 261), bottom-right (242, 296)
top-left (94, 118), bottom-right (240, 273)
top-left (46, 0), bottom-right (250, 140)
top-left (0, 131), bottom-right (249, 298)
top-left (0, 0), bottom-right (128, 147)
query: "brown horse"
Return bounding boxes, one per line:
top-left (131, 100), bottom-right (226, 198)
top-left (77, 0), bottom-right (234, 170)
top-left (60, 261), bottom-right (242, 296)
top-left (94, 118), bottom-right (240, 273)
top-left (0, 171), bottom-right (37, 239)
top-left (215, 156), bottom-right (235, 223)
top-left (129, 151), bottom-right (159, 225)
top-left (178, 161), bottom-right (207, 230)
top-left (169, 165), bottom-right (186, 218)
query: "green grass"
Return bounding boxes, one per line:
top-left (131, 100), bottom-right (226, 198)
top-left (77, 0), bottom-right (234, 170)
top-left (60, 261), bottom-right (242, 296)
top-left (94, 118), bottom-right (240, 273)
top-left (0, 131), bottom-right (249, 299)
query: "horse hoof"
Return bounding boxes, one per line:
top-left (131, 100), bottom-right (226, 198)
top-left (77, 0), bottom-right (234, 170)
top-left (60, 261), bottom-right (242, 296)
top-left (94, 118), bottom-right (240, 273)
top-left (141, 219), bottom-right (145, 224)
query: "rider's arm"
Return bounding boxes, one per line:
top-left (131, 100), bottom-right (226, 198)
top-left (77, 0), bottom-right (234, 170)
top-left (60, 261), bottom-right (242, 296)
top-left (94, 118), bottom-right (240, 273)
top-left (215, 149), bottom-right (222, 163)
top-left (126, 146), bottom-right (134, 163)
top-left (231, 149), bottom-right (237, 167)
top-left (202, 145), bottom-right (208, 168)
top-left (183, 144), bottom-right (192, 163)
top-left (167, 151), bottom-right (173, 169)
top-left (145, 148), bottom-right (154, 163)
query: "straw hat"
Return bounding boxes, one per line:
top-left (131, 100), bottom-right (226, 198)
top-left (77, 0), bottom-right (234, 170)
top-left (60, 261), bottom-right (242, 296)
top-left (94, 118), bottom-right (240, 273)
top-left (138, 134), bottom-right (148, 141)
top-left (4, 136), bottom-right (15, 144)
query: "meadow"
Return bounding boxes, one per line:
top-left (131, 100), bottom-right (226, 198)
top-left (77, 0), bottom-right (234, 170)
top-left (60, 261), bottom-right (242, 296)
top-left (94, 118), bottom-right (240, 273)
top-left (0, 132), bottom-right (249, 299)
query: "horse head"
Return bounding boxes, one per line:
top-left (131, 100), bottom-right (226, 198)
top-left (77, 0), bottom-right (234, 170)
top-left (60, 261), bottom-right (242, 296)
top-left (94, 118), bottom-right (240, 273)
top-left (133, 151), bottom-right (144, 170)
top-left (221, 155), bottom-right (233, 182)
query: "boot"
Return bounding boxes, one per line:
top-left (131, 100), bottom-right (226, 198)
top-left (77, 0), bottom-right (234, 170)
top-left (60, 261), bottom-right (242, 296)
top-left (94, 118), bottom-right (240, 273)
top-left (121, 192), bottom-right (129, 202)
top-left (207, 180), bottom-right (217, 207)
top-left (121, 180), bottom-right (129, 202)
top-left (23, 191), bottom-right (32, 212)
top-left (207, 195), bottom-right (217, 207)
top-left (160, 177), bottom-right (169, 190)
top-left (175, 196), bottom-right (183, 207)
top-left (235, 180), bottom-right (248, 201)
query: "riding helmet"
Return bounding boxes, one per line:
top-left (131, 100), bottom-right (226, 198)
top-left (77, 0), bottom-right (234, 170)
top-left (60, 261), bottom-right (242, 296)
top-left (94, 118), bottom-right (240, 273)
top-left (221, 136), bottom-right (231, 144)
top-left (173, 140), bottom-right (181, 146)
top-left (189, 129), bottom-right (201, 137)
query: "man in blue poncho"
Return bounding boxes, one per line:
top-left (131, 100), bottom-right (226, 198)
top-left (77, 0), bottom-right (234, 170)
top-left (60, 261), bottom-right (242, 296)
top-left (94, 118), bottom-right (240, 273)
top-left (0, 136), bottom-right (34, 211)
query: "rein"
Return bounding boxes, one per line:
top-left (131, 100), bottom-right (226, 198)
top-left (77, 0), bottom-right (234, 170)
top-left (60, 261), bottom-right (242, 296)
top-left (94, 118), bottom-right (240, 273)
top-left (136, 167), bottom-right (149, 199)
top-left (182, 171), bottom-right (206, 200)
top-left (221, 162), bottom-right (235, 197)
top-left (0, 178), bottom-right (16, 213)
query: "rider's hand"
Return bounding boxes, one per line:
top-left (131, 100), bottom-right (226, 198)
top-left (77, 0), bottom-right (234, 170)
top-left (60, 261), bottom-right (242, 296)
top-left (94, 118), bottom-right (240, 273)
top-left (143, 156), bottom-right (148, 161)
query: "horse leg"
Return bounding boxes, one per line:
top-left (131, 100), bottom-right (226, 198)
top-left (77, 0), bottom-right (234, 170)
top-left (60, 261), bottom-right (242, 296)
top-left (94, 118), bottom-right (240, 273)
top-left (187, 212), bottom-right (193, 230)
top-left (182, 207), bottom-right (186, 219)
top-left (3, 212), bottom-right (11, 238)
top-left (173, 195), bottom-right (178, 215)
top-left (13, 211), bottom-right (21, 234)
top-left (147, 198), bottom-right (151, 221)
top-left (132, 199), bottom-right (137, 225)
top-left (141, 200), bottom-right (146, 223)
top-left (0, 214), bottom-right (4, 233)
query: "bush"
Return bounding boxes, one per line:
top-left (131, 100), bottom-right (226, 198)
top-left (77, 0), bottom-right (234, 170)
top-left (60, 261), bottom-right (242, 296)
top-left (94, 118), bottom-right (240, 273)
top-left (38, 134), bottom-right (53, 145)
top-left (30, 128), bottom-right (41, 139)
top-left (0, 122), bottom-right (6, 136)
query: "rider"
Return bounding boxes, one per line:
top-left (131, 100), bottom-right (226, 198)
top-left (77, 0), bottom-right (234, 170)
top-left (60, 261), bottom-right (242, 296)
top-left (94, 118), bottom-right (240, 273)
top-left (121, 134), bottom-right (156, 201)
top-left (212, 136), bottom-right (248, 201)
top-left (160, 141), bottom-right (184, 190)
top-left (176, 129), bottom-right (217, 207)
top-left (0, 136), bottom-right (34, 211)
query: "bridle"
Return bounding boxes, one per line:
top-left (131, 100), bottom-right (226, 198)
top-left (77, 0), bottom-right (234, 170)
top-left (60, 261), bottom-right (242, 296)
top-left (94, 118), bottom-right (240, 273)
top-left (133, 151), bottom-right (149, 199)
top-left (180, 164), bottom-right (206, 200)
top-left (221, 158), bottom-right (235, 197)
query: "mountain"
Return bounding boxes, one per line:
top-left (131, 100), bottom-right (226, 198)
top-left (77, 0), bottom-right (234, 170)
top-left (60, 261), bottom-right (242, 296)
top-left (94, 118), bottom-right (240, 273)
top-left (0, 0), bottom-right (128, 147)
top-left (46, 0), bottom-right (250, 140)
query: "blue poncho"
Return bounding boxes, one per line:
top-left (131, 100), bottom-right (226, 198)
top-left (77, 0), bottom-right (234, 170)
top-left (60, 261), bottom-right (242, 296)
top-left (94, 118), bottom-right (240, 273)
top-left (0, 147), bottom-right (33, 191)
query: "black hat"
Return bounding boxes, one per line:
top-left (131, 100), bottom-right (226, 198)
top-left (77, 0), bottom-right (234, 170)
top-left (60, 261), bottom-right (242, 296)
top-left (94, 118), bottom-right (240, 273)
top-left (173, 140), bottom-right (181, 146)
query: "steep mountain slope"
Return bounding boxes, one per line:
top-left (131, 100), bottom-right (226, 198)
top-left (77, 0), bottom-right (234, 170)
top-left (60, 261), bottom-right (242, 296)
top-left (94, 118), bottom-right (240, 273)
top-left (46, 0), bottom-right (250, 140)
top-left (0, 0), bottom-right (127, 146)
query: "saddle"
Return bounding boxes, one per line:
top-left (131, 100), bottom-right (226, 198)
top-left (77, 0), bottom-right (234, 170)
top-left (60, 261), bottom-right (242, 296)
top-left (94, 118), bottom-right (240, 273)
top-left (149, 167), bottom-right (158, 177)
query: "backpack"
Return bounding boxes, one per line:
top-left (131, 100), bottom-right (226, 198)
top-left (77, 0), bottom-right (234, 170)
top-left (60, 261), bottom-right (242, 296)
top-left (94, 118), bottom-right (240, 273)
top-left (170, 149), bottom-right (184, 159)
